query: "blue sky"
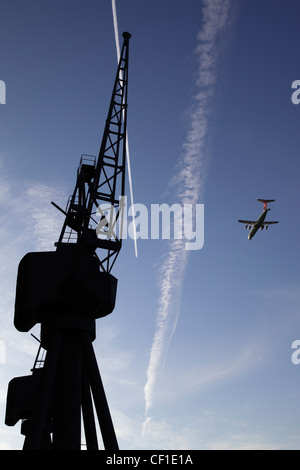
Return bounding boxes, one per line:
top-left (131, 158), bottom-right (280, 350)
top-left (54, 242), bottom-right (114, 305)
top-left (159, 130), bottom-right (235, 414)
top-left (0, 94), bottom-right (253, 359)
top-left (0, 0), bottom-right (300, 450)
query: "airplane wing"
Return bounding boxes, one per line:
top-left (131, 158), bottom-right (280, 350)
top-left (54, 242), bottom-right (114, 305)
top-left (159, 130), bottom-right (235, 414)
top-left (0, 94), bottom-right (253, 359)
top-left (238, 220), bottom-right (256, 225)
top-left (257, 199), bottom-right (275, 203)
top-left (262, 221), bottom-right (279, 225)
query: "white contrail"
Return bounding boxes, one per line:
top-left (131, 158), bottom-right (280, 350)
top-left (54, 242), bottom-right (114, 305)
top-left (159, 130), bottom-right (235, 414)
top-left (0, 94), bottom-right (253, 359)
top-left (111, 0), bottom-right (138, 257)
top-left (111, 0), bottom-right (121, 59)
top-left (143, 0), bottom-right (236, 432)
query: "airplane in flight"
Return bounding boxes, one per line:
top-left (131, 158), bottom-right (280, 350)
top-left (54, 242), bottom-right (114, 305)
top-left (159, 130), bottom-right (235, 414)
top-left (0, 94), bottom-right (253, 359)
top-left (238, 199), bottom-right (279, 240)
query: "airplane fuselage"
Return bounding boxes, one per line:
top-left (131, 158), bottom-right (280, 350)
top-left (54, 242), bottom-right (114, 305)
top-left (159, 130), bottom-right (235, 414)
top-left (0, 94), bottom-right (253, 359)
top-left (248, 208), bottom-right (269, 240)
top-left (238, 199), bottom-right (278, 239)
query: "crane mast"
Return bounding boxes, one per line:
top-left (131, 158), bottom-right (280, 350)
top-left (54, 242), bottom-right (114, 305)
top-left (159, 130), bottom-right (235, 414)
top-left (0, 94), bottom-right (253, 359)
top-left (5, 32), bottom-right (132, 450)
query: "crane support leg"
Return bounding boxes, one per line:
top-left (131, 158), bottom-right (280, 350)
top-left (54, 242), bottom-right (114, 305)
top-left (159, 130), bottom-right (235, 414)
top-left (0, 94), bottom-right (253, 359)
top-left (9, 324), bottom-right (118, 450)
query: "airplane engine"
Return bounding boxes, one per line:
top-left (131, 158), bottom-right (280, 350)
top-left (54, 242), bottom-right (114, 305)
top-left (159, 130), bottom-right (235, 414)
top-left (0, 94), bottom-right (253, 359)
top-left (244, 225), bottom-right (248, 229)
top-left (265, 225), bottom-right (268, 230)
top-left (260, 226), bottom-right (264, 230)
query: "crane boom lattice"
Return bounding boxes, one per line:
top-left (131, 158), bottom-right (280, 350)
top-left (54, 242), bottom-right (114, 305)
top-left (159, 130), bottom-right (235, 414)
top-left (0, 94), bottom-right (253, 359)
top-left (57, 32), bottom-right (131, 273)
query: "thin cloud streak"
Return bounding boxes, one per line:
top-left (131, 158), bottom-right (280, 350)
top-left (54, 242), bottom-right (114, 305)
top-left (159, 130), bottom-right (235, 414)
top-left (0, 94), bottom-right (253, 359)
top-left (111, 0), bottom-right (120, 60)
top-left (111, 0), bottom-right (138, 257)
top-left (143, 0), bottom-right (236, 427)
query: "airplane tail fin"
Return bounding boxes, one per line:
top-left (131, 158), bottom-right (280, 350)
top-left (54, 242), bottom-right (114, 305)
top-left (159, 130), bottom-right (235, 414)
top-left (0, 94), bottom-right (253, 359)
top-left (257, 198), bottom-right (275, 210)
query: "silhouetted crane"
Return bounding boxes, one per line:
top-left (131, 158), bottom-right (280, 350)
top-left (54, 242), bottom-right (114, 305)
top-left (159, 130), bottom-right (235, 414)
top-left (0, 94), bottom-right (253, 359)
top-left (5, 32), bottom-right (132, 450)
